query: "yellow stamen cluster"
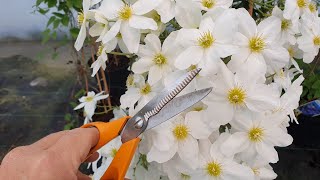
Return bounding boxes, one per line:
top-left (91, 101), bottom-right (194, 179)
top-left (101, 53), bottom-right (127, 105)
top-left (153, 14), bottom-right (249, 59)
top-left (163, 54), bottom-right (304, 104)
top-left (85, 96), bottom-right (93, 102)
top-left (281, 19), bottom-right (291, 31)
top-left (206, 161), bottom-right (222, 177)
top-left (248, 127), bottom-right (264, 142)
top-left (140, 83), bottom-right (151, 95)
top-left (116, 33), bottom-right (122, 39)
top-left (249, 36), bottom-right (266, 53)
top-left (297, 0), bottom-right (307, 8)
top-left (202, 0), bottom-right (215, 9)
top-left (110, 148), bottom-right (118, 158)
top-left (126, 74), bottom-right (134, 87)
top-left (153, 54), bottom-right (167, 66)
top-left (227, 87), bottom-right (246, 105)
top-left (188, 65), bottom-right (198, 71)
top-left (118, 5), bottom-right (132, 20)
top-left (97, 45), bottom-right (104, 56)
top-left (77, 12), bottom-right (85, 26)
top-left (172, 124), bottom-right (189, 141)
top-left (313, 36), bottom-right (320, 46)
top-left (180, 173), bottom-right (191, 180)
top-left (309, 2), bottom-right (317, 12)
top-left (252, 168), bottom-right (260, 176)
top-left (198, 31), bottom-right (215, 49)
top-left (287, 47), bottom-right (294, 57)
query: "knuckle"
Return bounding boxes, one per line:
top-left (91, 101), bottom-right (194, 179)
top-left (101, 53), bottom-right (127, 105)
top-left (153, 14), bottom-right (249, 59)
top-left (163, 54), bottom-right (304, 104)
top-left (1, 146), bottom-right (29, 164)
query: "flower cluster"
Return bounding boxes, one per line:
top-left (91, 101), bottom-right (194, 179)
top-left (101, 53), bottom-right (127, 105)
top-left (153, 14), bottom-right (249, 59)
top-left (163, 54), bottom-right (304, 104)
top-left (74, 0), bottom-right (319, 179)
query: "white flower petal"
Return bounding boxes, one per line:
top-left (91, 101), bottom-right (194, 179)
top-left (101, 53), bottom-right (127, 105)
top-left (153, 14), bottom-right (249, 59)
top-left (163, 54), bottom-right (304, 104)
top-left (255, 142), bottom-right (279, 163)
top-left (132, 0), bottom-right (162, 15)
top-left (174, 46), bottom-right (204, 70)
top-left (144, 34), bottom-right (162, 52)
top-left (132, 57), bottom-right (154, 74)
top-left (74, 23), bottom-right (87, 51)
top-left (185, 111), bottom-right (212, 139)
top-left (129, 15), bottom-right (158, 30)
top-left (120, 21), bottom-right (141, 53)
top-left (102, 20), bottom-right (121, 43)
top-left (220, 132), bottom-right (250, 156)
top-left (147, 143), bottom-right (178, 163)
top-left (177, 136), bottom-right (199, 169)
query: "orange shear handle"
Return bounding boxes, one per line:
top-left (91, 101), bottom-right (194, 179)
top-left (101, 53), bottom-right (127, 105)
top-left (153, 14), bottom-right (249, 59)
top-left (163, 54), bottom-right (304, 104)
top-left (81, 116), bottom-right (141, 180)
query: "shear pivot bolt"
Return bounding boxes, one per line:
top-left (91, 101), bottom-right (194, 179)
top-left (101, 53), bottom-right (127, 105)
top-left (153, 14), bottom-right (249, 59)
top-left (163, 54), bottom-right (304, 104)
top-left (134, 117), bottom-right (144, 129)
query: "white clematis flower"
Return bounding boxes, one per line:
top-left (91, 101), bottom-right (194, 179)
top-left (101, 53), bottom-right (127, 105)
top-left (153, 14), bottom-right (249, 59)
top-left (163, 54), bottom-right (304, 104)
top-left (74, 0), bottom-right (93, 51)
top-left (297, 18), bottom-right (320, 63)
top-left (74, 91), bottom-right (109, 120)
top-left (191, 133), bottom-right (255, 180)
top-left (243, 158), bottom-right (278, 180)
top-left (221, 112), bottom-right (293, 163)
top-left (193, 0), bottom-right (233, 12)
top-left (228, 8), bottom-right (289, 74)
top-left (283, 0), bottom-right (312, 21)
top-left (147, 115), bottom-right (211, 169)
top-left (272, 6), bottom-right (299, 45)
top-left (203, 62), bottom-right (279, 129)
top-left (99, 0), bottom-right (160, 53)
top-left (132, 32), bottom-right (180, 85)
top-left (89, 10), bottom-right (109, 42)
top-left (284, 43), bottom-right (304, 73)
top-left (175, 11), bottom-right (238, 75)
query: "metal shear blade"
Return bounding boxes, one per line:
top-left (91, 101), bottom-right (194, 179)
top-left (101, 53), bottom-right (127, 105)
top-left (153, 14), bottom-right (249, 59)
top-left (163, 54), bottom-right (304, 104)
top-left (120, 68), bottom-right (212, 143)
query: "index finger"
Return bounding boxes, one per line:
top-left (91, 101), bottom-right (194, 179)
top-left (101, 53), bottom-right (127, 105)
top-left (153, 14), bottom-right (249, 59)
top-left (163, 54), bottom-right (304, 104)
top-left (48, 128), bottom-right (99, 169)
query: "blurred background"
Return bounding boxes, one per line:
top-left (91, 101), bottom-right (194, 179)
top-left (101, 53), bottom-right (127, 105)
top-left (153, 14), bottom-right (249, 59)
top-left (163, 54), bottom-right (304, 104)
top-left (0, 0), bottom-right (320, 179)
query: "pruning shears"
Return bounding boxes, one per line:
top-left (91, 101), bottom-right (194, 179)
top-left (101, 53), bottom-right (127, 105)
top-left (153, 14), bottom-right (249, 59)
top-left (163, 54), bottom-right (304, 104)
top-left (81, 68), bottom-right (212, 180)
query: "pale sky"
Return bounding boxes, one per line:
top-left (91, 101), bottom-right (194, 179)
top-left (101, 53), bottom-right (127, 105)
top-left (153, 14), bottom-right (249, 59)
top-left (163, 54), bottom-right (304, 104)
top-left (0, 0), bottom-right (61, 40)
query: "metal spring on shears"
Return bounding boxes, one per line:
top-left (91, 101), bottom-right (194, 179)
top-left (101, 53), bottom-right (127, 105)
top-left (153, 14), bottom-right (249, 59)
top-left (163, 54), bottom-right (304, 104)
top-left (144, 68), bottom-right (201, 120)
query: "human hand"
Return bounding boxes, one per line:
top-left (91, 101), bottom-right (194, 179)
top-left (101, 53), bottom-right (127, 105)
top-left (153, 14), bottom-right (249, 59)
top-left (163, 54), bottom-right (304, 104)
top-left (0, 128), bottom-right (99, 180)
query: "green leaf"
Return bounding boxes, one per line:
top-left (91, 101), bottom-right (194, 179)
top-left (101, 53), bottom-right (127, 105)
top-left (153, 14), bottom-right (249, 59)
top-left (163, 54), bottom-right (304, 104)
top-left (51, 31), bottom-right (57, 39)
top-left (38, 8), bottom-right (49, 15)
top-left (41, 29), bottom-right (51, 44)
top-left (75, 89), bottom-right (86, 98)
top-left (70, 102), bottom-right (77, 108)
top-left (47, 16), bottom-right (56, 27)
top-left (66, 0), bottom-right (73, 8)
top-left (61, 16), bottom-right (69, 26)
top-left (53, 19), bottom-right (60, 29)
top-left (64, 124), bottom-right (73, 130)
top-left (314, 90), bottom-right (320, 99)
top-left (53, 12), bottom-right (65, 18)
top-left (48, 0), bottom-right (57, 8)
top-left (312, 80), bottom-right (320, 89)
top-left (36, 0), bottom-right (44, 6)
top-left (73, 0), bottom-right (83, 9)
top-left (70, 28), bottom-right (80, 39)
top-left (64, 113), bottom-right (72, 121)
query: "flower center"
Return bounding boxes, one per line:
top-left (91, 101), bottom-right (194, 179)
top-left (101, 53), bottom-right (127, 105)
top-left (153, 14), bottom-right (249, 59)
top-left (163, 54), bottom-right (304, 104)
top-left (297, 0), bottom-right (307, 8)
top-left (198, 31), bottom-right (215, 49)
top-left (206, 161), bottom-right (222, 177)
top-left (140, 83), bottom-right (151, 95)
top-left (85, 96), bottom-right (94, 102)
top-left (248, 127), bottom-right (264, 142)
top-left (97, 45), bottom-right (104, 56)
top-left (309, 2), bottom-right (317, 12)
top-left (126, 74), bottom-right (134, 87)
top-left (313, 36), bottom-right (320, 46)
top-left (118, 5), bottom-right (132, 20)
top-left (116, 33), bottom-right (122, 39)
top-left (281, 19), bottom-right (291, 31)
top-left (287, 47), bottom-right (294, 57)
top-left (193, 106), bottom-right (204, 111)
top-left (252, 168), bottom-right (260, 176)
top-left (172, 124), bottom-right (189, 141)
top-left (77, 12), bottom-right (84, 26)
top-left (110, 148), bottom-right (118, 158)
top-left (249, 36), bottom-right (265, 53)
top-left (153, 53), bottom-right (167, 66)
top-left (202, 0), bottom-right (215, 9)
top-left (228, 87), bottom-right (246, 105)
top-left (180, 173), bottom-right (191, 180)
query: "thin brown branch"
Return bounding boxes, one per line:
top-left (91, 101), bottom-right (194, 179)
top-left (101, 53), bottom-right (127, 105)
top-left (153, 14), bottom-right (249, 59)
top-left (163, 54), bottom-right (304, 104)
top-left (248, 0), bottom-right (254, 16)
top-left (81, 49), bottom-right (89, 93)
top-left (100, 68), bottom-right (112, 108)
